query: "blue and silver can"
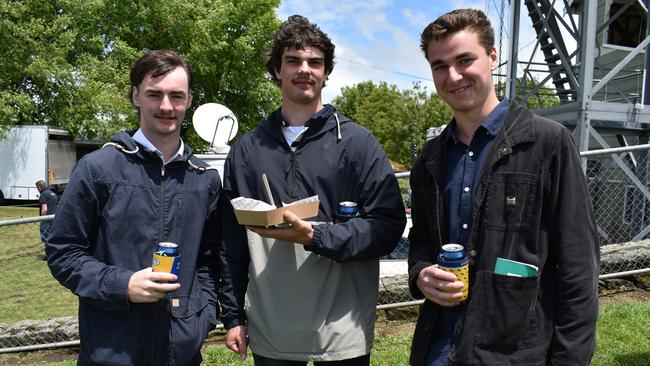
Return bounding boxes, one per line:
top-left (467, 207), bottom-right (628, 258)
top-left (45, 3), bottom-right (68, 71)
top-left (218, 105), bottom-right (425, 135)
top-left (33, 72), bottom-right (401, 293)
top-left (335, 201), bottom-right (359, 223)
top-left (152, 242), bottom-right (181, 275)
top-left (436, 243), bottom-right (469, 302)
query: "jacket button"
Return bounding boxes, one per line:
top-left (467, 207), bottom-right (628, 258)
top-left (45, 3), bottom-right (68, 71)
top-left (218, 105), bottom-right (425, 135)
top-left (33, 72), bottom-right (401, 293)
top-left (469, 249), bottom-right (477, 257)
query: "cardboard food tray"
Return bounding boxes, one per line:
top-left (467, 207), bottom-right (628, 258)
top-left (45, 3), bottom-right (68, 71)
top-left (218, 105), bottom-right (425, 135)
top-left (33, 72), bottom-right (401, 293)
top-left (234, 200), bottom-right (320, 226)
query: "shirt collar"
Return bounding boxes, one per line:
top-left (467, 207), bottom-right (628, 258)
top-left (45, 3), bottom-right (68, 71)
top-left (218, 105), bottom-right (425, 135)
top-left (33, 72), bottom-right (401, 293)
top-left (447, 98), bottom-right (510, 143)
top-left (274, 104), bottom-right (334, 127)
top-left (132, 128), bottom-right (185, 165)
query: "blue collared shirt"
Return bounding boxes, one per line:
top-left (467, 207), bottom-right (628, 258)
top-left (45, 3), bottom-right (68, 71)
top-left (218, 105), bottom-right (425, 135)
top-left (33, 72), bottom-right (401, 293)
top-left (132, 129), bottom-right (184, 165)
top-left (444, 98), bottom-right (509, 246)
top-left (426, 98), bottom-right (510, 366)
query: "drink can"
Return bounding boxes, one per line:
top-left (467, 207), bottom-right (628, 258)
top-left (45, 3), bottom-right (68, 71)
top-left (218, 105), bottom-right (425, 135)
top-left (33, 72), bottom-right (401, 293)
top-left (335, 201), bottom-right (359, 223)
top-left (152, 242), bottom-right (180, 275)
top-left (437, 243), bottom-right (469, 302)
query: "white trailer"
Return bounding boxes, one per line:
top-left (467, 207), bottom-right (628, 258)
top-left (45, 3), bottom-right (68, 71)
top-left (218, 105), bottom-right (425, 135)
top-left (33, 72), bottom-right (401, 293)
top-left (0, 126), bottom-right (77, 204)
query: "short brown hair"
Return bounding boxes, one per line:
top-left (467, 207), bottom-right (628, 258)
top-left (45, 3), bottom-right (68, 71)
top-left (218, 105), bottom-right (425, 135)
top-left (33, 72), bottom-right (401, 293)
top-left (128, 50), bottom-right (193, 113)
top-left (420, 8), bottom-right (494, 60)
top-left (266, 15), bottom-right (335, 86)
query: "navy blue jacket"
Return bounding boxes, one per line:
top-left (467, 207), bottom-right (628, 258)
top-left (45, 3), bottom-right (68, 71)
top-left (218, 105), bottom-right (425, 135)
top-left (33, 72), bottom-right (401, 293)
top-left (408, 101), bottom-right (600, 365)
top-left (46, 131), bottom-right (226, 365)
top-left (218, 106), bottom-right (406, 329)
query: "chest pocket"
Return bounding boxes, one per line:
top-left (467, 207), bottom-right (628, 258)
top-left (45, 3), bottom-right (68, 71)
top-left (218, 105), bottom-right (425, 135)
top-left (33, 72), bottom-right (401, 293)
top-left (483, 172), bottom-right (538, 232)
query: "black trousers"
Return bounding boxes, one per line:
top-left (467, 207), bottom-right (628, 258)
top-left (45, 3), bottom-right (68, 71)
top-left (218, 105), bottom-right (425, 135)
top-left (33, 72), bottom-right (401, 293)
top-left (252, 353), bottom-right (371, 366)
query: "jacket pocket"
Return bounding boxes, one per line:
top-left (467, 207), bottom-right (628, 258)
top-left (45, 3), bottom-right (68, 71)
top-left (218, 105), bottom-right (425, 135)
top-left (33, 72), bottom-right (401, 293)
top-left (169, 273), bottom-right (209, 319)
top-left (474, 271), bottom-right (540, 350)
top-left (484, 172), bottom-right (537, 231)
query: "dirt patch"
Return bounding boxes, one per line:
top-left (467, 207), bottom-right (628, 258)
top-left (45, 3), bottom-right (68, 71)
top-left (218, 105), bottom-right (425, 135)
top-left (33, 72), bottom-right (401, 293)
top-left (0, 346), bottom-right (79, 365)
top-left (598, 275), bottom-right (650, 305)
top-left (2, 275), bottom-right (648, 365)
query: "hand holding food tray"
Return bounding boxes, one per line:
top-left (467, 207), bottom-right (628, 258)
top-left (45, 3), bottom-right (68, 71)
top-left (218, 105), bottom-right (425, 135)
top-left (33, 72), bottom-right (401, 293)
top-left (231, 195), bottom-right (320, 227)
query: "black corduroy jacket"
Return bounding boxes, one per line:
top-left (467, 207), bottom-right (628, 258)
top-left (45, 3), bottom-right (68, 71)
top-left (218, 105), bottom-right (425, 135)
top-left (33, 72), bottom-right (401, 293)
top-left (408, 101), bottom-right (600, 366)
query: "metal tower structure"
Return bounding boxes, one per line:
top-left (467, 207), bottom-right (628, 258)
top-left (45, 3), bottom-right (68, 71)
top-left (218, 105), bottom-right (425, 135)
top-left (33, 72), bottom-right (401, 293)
top-left (506, 0), bottom-right (650, 151)
top-left (504, 0), bottom-right (650, 242)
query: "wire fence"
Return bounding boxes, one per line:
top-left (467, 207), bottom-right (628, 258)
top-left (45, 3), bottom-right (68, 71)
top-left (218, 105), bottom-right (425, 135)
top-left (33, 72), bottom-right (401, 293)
top-left (2, 145), bottom-right (650, 352)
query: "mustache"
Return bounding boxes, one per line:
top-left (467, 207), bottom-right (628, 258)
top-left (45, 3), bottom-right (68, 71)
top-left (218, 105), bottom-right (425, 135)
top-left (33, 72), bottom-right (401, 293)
top-left (154, 114), bottom-right (177, 119)
top-left (292, 76), bottom-right (314, 84)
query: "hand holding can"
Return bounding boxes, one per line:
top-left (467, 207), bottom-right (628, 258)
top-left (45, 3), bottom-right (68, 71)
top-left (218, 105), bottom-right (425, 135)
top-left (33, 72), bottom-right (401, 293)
top-left (436, 243), bottom-right (469, 302)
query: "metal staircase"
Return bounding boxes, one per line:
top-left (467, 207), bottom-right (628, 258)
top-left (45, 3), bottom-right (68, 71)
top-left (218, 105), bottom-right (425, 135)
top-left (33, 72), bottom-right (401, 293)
top-left (523, 0), bottom-right (577, 102)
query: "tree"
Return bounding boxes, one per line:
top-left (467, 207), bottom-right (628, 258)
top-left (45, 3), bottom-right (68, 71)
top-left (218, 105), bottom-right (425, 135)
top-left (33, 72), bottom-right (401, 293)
top-left (495, 77), bottom-right (560, 111)
top-left (333, 81), bottom-right (451, 168)
top-left (0, 0), bottom-right (280, 149)
top-left (333, 81), bottom-right (378, 123)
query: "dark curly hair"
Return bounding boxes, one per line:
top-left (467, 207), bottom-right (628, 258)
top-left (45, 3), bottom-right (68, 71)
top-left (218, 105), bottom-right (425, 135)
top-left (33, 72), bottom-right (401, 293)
top-left (420, 8), bottom-right (494, 60)
top-left (266, 15), bottom-right (335, 86)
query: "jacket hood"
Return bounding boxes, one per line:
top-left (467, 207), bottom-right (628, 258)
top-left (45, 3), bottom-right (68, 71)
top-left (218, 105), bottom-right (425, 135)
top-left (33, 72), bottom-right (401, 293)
top-left (106, 130), bottom-right (194, 161)
top-left (102, 131), bottom-right (217, 174)
top-left (259, 104), bottom-right (352, 147)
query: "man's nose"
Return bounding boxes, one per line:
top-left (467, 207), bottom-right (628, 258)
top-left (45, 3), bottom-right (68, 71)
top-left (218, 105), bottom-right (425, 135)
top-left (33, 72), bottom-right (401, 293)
top-left (298, 61), bottom-right (310, 74)
top-left (448, 66), bottom-right (462, 81)
top-left (160, 95), bottom-right (173, 110)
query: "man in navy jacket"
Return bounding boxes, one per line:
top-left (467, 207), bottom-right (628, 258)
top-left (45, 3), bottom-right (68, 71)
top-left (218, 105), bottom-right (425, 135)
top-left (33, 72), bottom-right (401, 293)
top-left (408, 9), bottom-right (599, 366)
top-left (46, 50), bottom-right (229, 365)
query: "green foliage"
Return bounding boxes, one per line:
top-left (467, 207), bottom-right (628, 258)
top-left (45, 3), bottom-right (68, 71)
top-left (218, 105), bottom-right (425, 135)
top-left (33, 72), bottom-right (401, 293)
top-left (333, 81), bottom-right (451, 168)
top-left (495, 77), bottom-right (560, 111)
top-left (0, 0), bottom-right (281, 147)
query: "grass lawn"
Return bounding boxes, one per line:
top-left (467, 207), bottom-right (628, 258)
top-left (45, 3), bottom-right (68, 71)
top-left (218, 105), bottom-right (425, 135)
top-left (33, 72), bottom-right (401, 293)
top-left (593, 300), bottom-right (650, 365)
top-left (0, 206), bottom-right (78, 323)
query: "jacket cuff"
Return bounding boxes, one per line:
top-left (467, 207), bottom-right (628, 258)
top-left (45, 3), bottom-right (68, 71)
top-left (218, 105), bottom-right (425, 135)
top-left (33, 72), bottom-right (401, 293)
top-left (304, 224), bottom-right (325, 254)
top-left (114, 269), bottom-right (134, 310)
top-left (223, 317), bottom-right (246, 330)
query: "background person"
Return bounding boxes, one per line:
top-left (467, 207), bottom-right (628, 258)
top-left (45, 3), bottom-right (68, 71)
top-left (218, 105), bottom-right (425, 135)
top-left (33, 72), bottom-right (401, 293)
top-left (407, 8), bottom-right (599, 366)
top-left (46, 50), bottom-right (230, 365)
top-left (35, 179), bottom-right (58, 244)
top-left (218, 15), bottom-right (406, 366)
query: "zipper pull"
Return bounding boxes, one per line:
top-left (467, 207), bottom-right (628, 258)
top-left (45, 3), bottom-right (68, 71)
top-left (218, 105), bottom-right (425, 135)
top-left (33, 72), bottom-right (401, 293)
top-left (161, 165), bottom-right (165, 177)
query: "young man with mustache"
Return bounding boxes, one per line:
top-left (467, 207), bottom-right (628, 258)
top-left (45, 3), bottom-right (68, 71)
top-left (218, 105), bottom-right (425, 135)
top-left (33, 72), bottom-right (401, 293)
top-left (407, 8), bottom-right (599, 365)
top-left (218, 15), bottom-right (406, 366)
top-left (46, 50), bottom-right (229, 365)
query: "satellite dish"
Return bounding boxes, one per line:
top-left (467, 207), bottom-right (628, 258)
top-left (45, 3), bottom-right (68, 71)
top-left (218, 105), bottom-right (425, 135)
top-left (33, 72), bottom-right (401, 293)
top-left (192, 103), bottom-right (238, 153)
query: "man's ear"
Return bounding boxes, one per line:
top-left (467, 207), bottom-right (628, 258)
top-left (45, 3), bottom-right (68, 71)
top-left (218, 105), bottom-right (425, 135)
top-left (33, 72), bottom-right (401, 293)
top-left (132, 86), bottom-right (141, 107)
top-left (489, 47), bottom-right (498, 71)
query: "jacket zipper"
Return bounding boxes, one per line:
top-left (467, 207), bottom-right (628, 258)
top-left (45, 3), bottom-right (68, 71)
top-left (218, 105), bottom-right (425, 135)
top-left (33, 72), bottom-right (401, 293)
top-left (160, 162), bottom-right (166, 242)
top-left (289, 151), bottom-right (297, 199)
top-left (153, 161), bottom-right (165, 363)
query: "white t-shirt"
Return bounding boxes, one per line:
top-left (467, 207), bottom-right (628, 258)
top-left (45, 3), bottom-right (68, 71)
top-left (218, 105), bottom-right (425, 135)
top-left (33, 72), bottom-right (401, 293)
top-left (282, 125), bottom-right (307, 150)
